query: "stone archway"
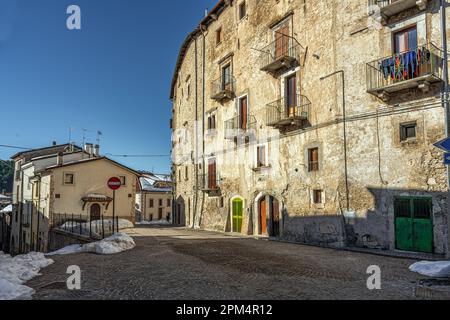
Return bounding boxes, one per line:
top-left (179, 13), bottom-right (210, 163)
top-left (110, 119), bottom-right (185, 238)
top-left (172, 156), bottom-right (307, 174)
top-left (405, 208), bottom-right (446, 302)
top-left (254, 193), bottom-right (282, 237)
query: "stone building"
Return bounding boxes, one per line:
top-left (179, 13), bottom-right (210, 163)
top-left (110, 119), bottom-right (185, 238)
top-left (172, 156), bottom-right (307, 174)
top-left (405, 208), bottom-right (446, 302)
top-left (170, 0), bottom-right (450, 255)
top-left (135, 173), bottom-right (173, 223)
top-left (10, 143), bottom-right (139, 254)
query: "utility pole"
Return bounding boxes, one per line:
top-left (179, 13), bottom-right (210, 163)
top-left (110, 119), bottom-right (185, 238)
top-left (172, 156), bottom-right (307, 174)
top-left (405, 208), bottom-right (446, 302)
top-left (441, 0), bottom-right (450, 259)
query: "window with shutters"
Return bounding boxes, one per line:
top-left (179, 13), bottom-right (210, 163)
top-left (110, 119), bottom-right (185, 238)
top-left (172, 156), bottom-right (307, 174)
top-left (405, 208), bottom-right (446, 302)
top-left (313, 190), bottom-right (323, 204)
top-left (308, 148), bottom-right (319, 172)
top-left (239, 96), bottom-right (248, 130)
top-left (207, 112), bottom-right (217, 132)
top-left (149, 199), bottom-right (154, 208)
top-left (208, 158), bottom-right (218, 190)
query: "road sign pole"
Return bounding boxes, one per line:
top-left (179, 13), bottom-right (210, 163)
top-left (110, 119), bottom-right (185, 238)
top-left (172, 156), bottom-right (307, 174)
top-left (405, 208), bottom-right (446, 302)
top-left (113, 189), bottom-right (115, 234)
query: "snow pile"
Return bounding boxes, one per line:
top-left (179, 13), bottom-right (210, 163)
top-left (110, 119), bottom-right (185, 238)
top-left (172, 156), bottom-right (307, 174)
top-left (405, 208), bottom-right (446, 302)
top-left (409, 261), bottom-right (450, 278)
top-left (82, 233), bottom-right (136, 255)
top-left (48, 233), bottom-right (136, 256)
top-left (0, 204), bottom-right (12, 213)
top-left (136, 219), bottom-right (171, 226)
top-left (57, 219), bottom-right (134, 237)
top-left (0, 251), bottom-right (54, 300)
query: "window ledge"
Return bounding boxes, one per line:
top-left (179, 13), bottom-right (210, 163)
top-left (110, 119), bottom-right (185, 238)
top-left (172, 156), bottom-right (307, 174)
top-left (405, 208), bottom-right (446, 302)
top-left (252, 165), bottom-right (272, 172)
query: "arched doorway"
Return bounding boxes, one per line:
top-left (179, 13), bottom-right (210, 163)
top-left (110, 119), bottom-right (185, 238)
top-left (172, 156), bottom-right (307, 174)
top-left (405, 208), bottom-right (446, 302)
top-left (231, 198), bottom-right (243, 233)
top-left (257, 195), bottom-right (281, 237)
top-left (90, 203), bottom-right (101, 221)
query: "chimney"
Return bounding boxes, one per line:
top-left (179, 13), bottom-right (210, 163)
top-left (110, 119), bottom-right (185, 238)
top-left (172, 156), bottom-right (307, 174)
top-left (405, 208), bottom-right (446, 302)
top-left (84, 143), bottom-right (93, 157)
top-left (93, 144), bottom-right (100, 157)
top-left (57, 152), bottom-right (63, 166)
top-left (52, 141), bottom-right (57, 146)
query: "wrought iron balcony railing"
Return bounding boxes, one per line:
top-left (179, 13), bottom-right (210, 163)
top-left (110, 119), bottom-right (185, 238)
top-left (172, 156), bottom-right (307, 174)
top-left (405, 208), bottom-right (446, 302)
top-left (198, 173), bottom-right (221, 193)
top-left (224, 114), bottom-right (257, 140)
top-left (258, 34), bottom-right (300, 74)
top-left (211, 74), bottom-right (236, 101)
top-left (368, 0), bottom-right (428, 23)
top-left (266, 94), bottom-right (311, 128)
top-left (366, 43), bottom-right (444, 101)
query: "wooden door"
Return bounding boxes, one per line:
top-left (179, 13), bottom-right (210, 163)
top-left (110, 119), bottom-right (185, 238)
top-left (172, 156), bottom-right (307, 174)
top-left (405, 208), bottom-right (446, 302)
top-left (239, 97), bottom-right (248, 130)
top-left (208, 159), bottom-right (217, 190)
top-left (259, 197), bottom-right (267, 235)
top-left (285, 74), bottom-right (297, 117)
top-left (275, 24), bottom-right (290, 60)
top-left (90, 203), bottom-right (101, 221)
top-left (394, 197), bottom-right (433, 253)
top-left (271, 197), bottom-right (280, 237)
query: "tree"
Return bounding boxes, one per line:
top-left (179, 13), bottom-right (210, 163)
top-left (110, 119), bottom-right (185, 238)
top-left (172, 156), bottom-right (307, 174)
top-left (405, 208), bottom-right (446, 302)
top-left (0, 160), bottom-right (13, 193)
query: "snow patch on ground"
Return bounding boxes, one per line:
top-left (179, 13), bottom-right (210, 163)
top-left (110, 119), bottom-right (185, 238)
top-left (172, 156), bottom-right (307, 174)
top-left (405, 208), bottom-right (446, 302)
top-left (0, 251), bottom-right (54, 300)
top-left (136, 219), bottom-right (171, 226)
top-left (409, 261), bottom-right (450, 278)
top-left (48, 233), bottom-right (136, 256)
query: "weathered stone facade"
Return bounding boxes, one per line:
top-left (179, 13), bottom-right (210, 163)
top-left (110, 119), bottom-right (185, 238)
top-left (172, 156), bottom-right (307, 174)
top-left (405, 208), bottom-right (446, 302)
top-left (170, 0), bottom-right (449, 255)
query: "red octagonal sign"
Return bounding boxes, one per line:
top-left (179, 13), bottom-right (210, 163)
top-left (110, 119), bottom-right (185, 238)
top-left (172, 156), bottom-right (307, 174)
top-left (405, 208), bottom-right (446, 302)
top-left (108, 177), bottom-right (122, 190)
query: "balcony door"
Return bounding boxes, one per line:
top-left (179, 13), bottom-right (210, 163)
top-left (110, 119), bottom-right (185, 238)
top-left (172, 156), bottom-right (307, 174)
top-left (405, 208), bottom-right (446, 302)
top-left (222, 64), bottom-right (231, 91)
top-left (285, 74), bottom-right (297, 117)
top-left (274, 23), bottom-right (290, 60)
top-left (238, 96), bottom-right (248, 130)
top-left (394, 26), bottom-right (417, 54)
top-left (207, 158), bottom-right (217, 190)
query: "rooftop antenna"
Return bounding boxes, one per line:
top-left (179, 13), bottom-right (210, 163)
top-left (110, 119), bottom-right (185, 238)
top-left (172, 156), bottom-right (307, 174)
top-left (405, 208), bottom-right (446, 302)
top-left (96, 130), bottom-right (102, 146)
top-left (68, 126), bottom-right (75, 145)
top-left (82, 128), bottom-right (87, 146)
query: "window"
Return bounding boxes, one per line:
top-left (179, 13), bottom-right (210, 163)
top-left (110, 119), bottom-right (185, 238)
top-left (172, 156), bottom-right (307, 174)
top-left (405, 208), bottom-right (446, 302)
top-left (256, 145), bottom-right (268, 168)
top-left (178, 169), bottom-right (181, 181)
top-left (158, 208), bottom-right (163, 220)
top-left (208, 158), bottom-right (217, 190)
top-left (159, 199), bottom-right (163, 207)
top-left (239, 96), bottom-right (248, 130)
top-left (150, 199), bottom-right (154, 208)
top-left (207, 113), bottom-right (217, 131)
top-left (119, 176), bottom-right (126, 186)
top-left (308, 148), bottom-right (319, 172)
top-left (222, 64), bottom-right (231, 90)
top-left (313, 190), bottom-right (323, 204)
top-left (400, 122), bottom-right (417, 141)
top-left (239, 1), bottom-right (246, 20)
top-left (185, 166), bottom-right (189, 181)
top-left (216, 28), bottom-right (222, 45)
top-left (286, 74), bottom-right (297, 117)
top-left (394, 26), bottom-right (417, 54)
top-left (167, 199), bottom-right (171, 207)
top-left (64, 173), bottom-right (74, 185)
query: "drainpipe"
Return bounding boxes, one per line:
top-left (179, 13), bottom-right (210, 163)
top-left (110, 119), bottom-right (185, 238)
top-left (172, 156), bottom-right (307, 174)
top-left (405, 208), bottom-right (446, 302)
top-left (193, 33), bottom-right (199, 229)
top-left (440, 0), bottom-right (450, 259)
top-left (320, 70), bottom-right (349, 211)
top-left (200, 29), bottom-right (206, 229)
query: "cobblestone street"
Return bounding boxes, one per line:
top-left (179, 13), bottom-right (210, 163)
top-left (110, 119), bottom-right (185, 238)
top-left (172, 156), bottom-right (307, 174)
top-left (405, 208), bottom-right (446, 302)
top-left (28, 227), bottom-right (424, 300)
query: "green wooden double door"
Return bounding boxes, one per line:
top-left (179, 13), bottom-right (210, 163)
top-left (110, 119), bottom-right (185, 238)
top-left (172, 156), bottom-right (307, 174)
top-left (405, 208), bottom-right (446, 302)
top-left (232, 198), bottom-right (243, 233)
top-left (394, 197), bottom-right (433, 254)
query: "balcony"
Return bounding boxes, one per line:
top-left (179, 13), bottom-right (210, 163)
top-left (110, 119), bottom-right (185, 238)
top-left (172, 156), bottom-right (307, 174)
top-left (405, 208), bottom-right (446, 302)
top-left (211, 75), bottom-right (236, 102)
top-left (259, 34), bottom-right (300, 75)
top-left (266, 94), bottom-right (311, 129)
top-left (199, 173), bottom-right (221, 196)
top-left (366, 43), bottom-right (444, 101)
top-left (224, 115), bottom-right (257, 141)
top-left (368, 0), bottom-right (428, 25)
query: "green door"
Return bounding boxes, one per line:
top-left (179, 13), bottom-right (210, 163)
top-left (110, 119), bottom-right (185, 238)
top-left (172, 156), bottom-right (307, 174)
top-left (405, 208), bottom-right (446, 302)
top-left (232, 198), bottom-right (243, 233)
top-left (394, 197), bottom-right (433, 253)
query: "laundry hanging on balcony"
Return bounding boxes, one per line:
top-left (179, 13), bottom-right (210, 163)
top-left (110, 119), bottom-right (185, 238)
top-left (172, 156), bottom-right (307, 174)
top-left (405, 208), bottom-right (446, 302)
top-left (378, 47), bottom-right (431, 81)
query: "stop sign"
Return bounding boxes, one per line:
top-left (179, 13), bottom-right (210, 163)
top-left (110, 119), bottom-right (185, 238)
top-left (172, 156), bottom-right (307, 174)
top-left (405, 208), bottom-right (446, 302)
top-left (107, 177), bottom-right (121, 190)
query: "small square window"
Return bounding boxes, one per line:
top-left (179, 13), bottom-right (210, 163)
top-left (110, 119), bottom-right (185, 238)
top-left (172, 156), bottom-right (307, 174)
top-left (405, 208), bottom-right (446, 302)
top-left (313, 190), bottom-right (323, 204)
top-left (400, 122), bottom-right (417, 141)
top-left (64, 173), bottom-right (74, 185)
top-left (239, 2), bottom-right (246, 20)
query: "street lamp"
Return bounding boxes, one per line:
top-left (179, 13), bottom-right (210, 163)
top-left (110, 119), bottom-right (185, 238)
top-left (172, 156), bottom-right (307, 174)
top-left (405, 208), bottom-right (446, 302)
top-left (320, 70), bottom-right (350, 212)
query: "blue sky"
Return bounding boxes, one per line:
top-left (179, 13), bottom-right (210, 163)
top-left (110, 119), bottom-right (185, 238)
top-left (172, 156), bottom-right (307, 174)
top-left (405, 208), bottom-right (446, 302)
top-left (0, 0), bottom-right (216, 173)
